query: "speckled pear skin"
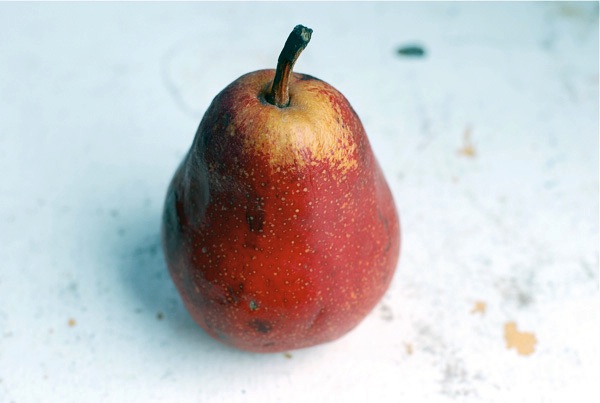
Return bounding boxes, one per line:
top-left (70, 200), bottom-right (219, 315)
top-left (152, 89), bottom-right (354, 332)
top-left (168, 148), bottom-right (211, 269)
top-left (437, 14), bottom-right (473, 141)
top-left (162, 69), bottom-right (400, 353)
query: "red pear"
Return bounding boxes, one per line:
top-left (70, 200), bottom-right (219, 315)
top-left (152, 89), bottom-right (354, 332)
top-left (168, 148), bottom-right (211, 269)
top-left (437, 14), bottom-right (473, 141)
top-left (162, 25), bottom-right (400, 352)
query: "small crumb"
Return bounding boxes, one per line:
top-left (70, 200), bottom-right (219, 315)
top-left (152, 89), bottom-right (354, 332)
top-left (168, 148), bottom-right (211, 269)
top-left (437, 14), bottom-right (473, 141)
top-left (156, 312), bottom-right (164, 320)
top-left (471, 301), bottom-right (487, 315)
top-left (380, 304), bottom-right (394, 321)
top-left (404, 343), bottom-right (414, 355)
top-left (397, 44), bottom-right (426, 57)
top-left (67, 318), bottom-right (76, 327)
top-left (283, 352), bottom-right (293, 359)
top-left (504, 321), bottom-right (537, 356)
top-left (457, 126), bottom-right (476, 158)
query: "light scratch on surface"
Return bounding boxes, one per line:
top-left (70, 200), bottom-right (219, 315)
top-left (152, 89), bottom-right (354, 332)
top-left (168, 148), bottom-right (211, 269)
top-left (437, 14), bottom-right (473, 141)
top-left (160, 41), bottom-right (203, 119)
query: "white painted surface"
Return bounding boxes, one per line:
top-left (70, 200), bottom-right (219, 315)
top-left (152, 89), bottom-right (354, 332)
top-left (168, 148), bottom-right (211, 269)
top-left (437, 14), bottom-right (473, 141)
top-left (1, 2), bottom-right (598, 402)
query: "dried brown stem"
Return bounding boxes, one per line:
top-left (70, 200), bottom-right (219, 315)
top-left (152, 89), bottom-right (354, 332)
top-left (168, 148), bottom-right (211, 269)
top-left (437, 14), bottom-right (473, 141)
top-left (266, 25), bottom-right (312, 108)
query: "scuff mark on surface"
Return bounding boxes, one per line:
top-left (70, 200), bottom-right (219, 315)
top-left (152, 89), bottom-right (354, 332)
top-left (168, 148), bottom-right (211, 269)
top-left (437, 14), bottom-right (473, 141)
top-left (379, 303), bottom-right (394, 321)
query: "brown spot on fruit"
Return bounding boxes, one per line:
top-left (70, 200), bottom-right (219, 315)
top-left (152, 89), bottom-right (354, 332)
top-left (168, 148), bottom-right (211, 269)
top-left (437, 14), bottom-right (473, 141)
top-left (226, 285), bottom-right (240, 304)
top-left (306, 307), bottom-right (326, 331)
top-left (245, 201), bottom-right (265, 232)
top-left (249, 319), bottom-right (273, 334)
top-left (377, 209), bottom-right (391, 252)
top-left (246, 214), bottom-right (263, 232)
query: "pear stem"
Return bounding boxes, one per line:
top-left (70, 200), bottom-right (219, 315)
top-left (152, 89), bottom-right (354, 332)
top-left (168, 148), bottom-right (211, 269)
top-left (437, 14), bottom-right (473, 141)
top-left (266, 25), bottom-right (312, 108)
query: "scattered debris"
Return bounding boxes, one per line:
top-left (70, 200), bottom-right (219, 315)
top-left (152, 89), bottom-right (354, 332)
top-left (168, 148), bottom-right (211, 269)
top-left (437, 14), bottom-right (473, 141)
top-left (504, 321), bottom-right (537, 356)
top-left (380, 303), bottom-right (394, 321)
top-left (397, 44), bottom-right (426, 58)
top-left (457, 126), bottom-right (476, 158)
top-left (470, 301), bottom-right (487, 315)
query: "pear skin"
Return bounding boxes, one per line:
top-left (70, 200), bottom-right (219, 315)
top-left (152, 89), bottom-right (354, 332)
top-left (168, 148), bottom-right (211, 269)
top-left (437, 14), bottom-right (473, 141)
top-left (162, 26), bottom-right (400, 353)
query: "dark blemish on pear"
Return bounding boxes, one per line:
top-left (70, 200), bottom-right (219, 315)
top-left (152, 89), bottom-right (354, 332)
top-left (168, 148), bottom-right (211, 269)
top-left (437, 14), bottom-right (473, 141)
top-left (227, 285), bottom-right (240, 304)
top-left (249, 319), bottom-right (273, 334)
top-left (245, 211), bottom-right (265, 232)
top-left (377, 209), bottom-right (391, 252)
top-left (215, 295), bottom-right (229, 306)
top-left (246, 198), bottom-right (265, 232)
top-left (243, 240), bottom-right (258, 250)
top-left (220, 112), bottom-right (232, 128)
top-left (245, 214), bottom-right (256, 231)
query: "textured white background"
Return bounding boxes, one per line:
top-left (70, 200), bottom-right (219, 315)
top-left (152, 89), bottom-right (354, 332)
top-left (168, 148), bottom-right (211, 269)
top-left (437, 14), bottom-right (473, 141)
top-left (1, 2), bottom-right (598, 402)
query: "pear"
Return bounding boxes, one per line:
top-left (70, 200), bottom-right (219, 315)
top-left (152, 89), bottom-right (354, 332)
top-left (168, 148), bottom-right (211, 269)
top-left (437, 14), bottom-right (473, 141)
top-left (162, 25), bottom-right (400, 352)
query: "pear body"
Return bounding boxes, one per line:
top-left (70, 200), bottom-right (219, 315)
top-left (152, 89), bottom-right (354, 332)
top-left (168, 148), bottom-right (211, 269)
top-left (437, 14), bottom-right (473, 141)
top-left (162, 69), bottom-right (400, 352)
